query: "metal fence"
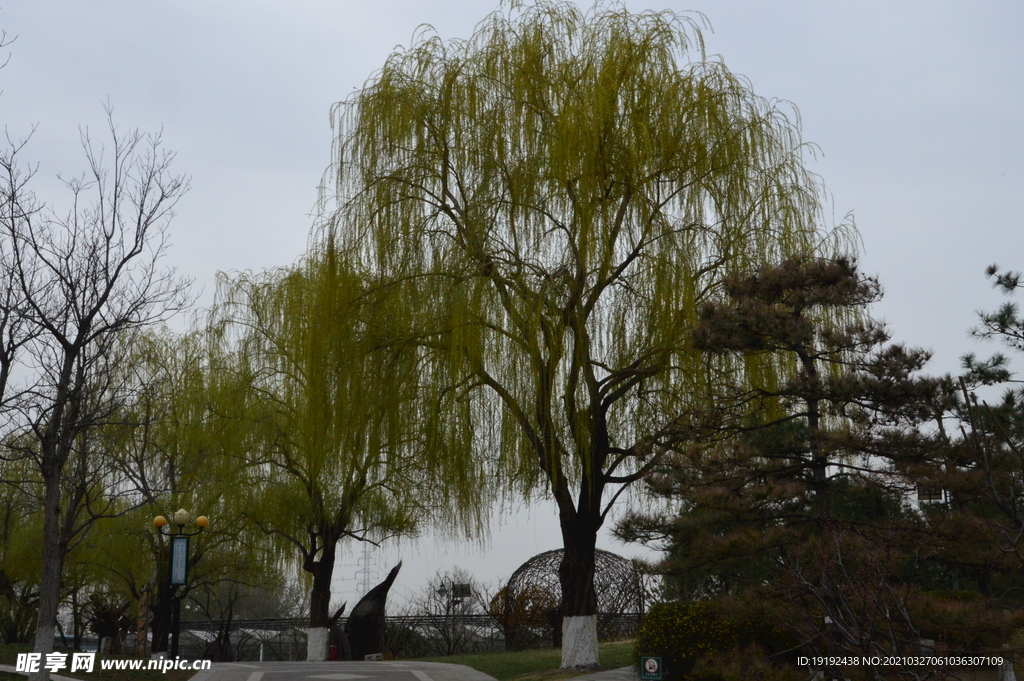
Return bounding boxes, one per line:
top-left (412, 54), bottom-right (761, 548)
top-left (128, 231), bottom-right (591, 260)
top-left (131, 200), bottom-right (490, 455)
top-left (168, 612), bottom-right (641, 661)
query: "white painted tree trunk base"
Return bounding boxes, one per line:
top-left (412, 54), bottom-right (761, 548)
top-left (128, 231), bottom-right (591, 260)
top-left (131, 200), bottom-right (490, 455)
top-left (561, 615), bottom-right (600, 670)
top-left (307, 627), bottom-right (329, 661)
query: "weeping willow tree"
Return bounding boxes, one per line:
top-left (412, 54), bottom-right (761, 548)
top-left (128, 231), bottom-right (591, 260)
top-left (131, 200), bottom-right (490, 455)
top-left (328, 1), bottom-right (851, 667)
top-left (210, 242), bottom-right (485, 660)
top-left (92, 329), bottom-right (275, 656)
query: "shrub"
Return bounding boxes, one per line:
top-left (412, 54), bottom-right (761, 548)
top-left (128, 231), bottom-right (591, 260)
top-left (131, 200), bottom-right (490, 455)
top-left (489, 585), bottom-right (560, 651)
top-left (709, 593), bottom-right (801, 663)
top-left (385, 623), bottom-right (430, 659)
top-left (688, 646), bottom-right (808, 681)
top-left (911, 590), bottom-right (1024, 652)
top-left (635, 601), bottom-right (739, 663)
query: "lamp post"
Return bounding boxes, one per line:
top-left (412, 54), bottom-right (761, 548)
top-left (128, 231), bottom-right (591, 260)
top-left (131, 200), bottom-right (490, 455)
top-left (153, 509), bottom-right (208, 658)
top-left (435, 579), bottom-right (472, 655)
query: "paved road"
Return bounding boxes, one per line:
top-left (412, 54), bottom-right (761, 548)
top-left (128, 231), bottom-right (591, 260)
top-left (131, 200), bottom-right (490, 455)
top-left (0, 663), bottom-right (78, 680)
top-left (187, 661), bottom-right (639, 681)
top-left (0, 660), bottom-right (636, 681)
top-left (187, 660), bottom-right (502, 681)
top-left (569, 667), bottom-right (636, 681)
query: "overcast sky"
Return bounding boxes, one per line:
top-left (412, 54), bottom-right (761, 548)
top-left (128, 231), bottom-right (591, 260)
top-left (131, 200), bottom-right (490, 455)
top-left (2, 1), bottom-right (1021, 610)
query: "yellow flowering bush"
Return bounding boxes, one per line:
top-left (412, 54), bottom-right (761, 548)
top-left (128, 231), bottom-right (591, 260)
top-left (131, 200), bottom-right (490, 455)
top-left (635, 601), bottom-right (740, 663)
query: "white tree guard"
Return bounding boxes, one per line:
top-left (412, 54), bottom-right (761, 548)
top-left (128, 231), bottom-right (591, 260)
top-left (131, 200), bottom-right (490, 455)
top-left (306, 627), bottom-right (329, 661)
top-left (561, 615), bottom-right (600, 669)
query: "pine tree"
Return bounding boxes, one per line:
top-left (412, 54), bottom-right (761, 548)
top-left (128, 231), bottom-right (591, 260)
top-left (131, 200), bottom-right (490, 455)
top-left (617, 257), bottom-right (953, 669)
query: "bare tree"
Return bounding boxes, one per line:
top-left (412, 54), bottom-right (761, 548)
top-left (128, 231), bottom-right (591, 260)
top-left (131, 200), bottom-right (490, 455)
top-left (411, 568), bottom-right (497, 656)
top-left (0, 131), bottom-right (42, 426)
top-left (0, 111), bottom-right (191, 677)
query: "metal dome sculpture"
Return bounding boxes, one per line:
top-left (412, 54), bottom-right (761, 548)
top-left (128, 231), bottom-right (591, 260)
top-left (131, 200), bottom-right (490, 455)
top-left (493, 549), bottom-right (645, 650)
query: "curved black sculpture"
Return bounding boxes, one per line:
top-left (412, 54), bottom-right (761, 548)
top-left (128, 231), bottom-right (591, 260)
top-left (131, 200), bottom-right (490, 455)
top-left (344, 561), bottom-right (402, 660)
top-left (328, 602), bottom-right (351, 660)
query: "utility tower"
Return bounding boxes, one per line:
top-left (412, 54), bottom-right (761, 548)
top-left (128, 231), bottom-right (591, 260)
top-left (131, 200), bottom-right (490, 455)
top-left (355, 542), bottom-right (375, 596)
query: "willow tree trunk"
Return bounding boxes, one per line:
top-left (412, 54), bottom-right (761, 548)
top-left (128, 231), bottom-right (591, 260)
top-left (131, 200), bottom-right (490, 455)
top-left (149, 586), bottom-right (175, 654)
top-left (558, 513), bottom-right (601, 669)
top-left (306, 541), bottom-right (337, 661)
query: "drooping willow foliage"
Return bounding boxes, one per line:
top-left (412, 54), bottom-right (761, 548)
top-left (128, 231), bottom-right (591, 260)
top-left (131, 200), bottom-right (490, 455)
top-left (207, 240), bottom-right (488, 581)
top-left (129, 333), bottom-right (291, 633)
top-left (326, 0), bottom-right (855, 505)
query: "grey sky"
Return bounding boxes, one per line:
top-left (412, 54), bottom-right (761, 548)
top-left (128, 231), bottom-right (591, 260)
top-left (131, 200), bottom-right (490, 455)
top-left (2, 1), bottom-right (1021, 609)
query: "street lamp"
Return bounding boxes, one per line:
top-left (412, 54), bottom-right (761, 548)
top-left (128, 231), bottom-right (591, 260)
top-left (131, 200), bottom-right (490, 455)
top-left (153, 509), bottom-right (208, 658)
top-left (436, 579), bottom-right (471, 606)
top-left (434, 578), bottom-right (474, 656)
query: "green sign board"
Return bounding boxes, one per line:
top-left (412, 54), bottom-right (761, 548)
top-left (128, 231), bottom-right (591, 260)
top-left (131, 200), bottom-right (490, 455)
top-left (640, 657), bottom-right (662, 681)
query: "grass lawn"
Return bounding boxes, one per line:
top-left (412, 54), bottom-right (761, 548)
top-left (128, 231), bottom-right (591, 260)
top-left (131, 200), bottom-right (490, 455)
top-left (0, 644), bottom-right (195, 681)
top-left (411, 639), bottom-right (635, 681)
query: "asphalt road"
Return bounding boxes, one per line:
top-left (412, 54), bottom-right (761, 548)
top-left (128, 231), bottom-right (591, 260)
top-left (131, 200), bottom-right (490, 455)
top-left (0, 659), bottom-right (636, 681)
top-left (187, 660), bottom-right (502, 681)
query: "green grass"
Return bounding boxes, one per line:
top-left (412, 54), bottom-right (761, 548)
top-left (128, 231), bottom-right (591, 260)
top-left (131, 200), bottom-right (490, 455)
top-left (0, 644), bottom-right (195, 681)
top-left (411, 639), bottom-right (635, 681)
top-left (0, 644), bottom-right (34, 667)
